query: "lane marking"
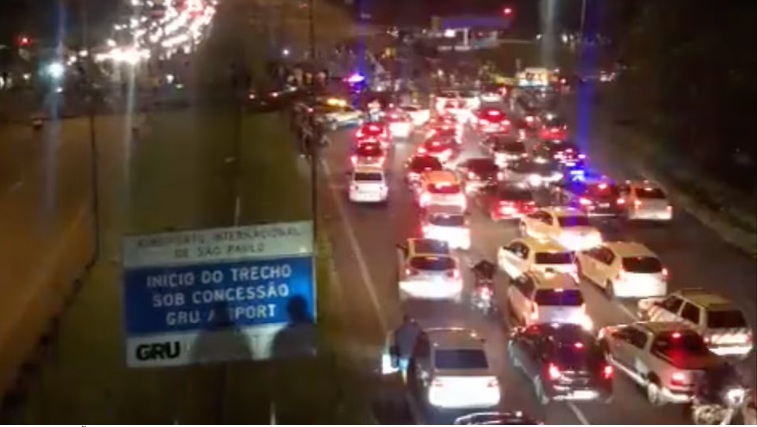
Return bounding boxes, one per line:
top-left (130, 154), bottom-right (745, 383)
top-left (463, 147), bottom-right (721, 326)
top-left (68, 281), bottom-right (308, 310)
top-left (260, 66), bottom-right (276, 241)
top-left (233, 195), bottom-right (241, 226)
top-left (567, 402), bottom-right (591, 425)
top-left (322, 160), bottom-right (388, 334)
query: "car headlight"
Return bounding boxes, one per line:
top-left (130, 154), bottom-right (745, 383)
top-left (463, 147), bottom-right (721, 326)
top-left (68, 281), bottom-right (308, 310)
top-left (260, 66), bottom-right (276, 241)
top-left (528, 174), bottom-right (542, 186)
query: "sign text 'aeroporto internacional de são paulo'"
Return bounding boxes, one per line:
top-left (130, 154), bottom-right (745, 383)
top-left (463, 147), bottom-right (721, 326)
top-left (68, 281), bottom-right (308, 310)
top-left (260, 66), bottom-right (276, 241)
top-left (121, 221), bottom-right (315, 368)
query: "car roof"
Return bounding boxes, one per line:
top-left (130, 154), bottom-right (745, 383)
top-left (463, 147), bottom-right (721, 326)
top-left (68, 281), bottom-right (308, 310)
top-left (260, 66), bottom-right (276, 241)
top-left (422, 170), bottom-right (458, 182)
top-left (408, 238), bottom-right (451, 256)
top-left (603, 241), bottom-right (656, 257)
top-left (676, 288), bottom-right (732, 308)
top-left (425, 328), bottom-right (483, 350)
top-left (526, 270), bottom-right (579, 289)
top-left (516, 237), bottom-right (569, 253)
top-left (636, 321), bottom-right (696, 335)
top-left (541, 206), bottom-right (586, 217)
top-left (426, 205), bottom-right (466, 216)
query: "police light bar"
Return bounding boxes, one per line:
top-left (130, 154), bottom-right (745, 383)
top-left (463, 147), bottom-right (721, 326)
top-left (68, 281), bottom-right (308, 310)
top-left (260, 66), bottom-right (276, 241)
top-left (346, 73), bottom-right (365, 83)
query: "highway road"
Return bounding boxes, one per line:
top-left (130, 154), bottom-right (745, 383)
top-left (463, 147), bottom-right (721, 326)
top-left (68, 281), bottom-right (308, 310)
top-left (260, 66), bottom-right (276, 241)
top-left (319, 92), bottom-right (756, 423)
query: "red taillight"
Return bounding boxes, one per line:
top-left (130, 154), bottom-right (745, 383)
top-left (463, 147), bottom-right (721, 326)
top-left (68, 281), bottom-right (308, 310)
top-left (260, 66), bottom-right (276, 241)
top-left (579, 197), bottom-right (592, 206)
top-left (468, 171), bottom-right (476, 179)
top-left (671, 372), bottom-right (686, 386)
top-left (418, 147), bottom-right (427, 154)
top-left (617, 197), bottom-right (625, 205)
top-left (405, 267), bottom-right (418, 276)
top-left (662, 268), bottom-right (669, 278)
top-left (548, 363), bottom-right (561, 381)
top-left (578, 154), bottom-right (586, 159)
top-left (602, 365), bottom-right (614, 379)
top-left (550, 128), bottom-right (558, 133)
top-left (504, 120), bottom-right (511, 126)
top-left (447, 269), bottom-right (460, 279)
top-left (634, 200), bottom-right (642, 207)
top-left (350, 155), bottom-right (357, 165)
top-left (356, 130), bottom-right (364, 138)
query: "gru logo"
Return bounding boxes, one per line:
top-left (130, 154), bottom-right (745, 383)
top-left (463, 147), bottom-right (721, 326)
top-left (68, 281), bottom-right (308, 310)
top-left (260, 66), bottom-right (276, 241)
top-left (135, 341), bottom-right (181, 361)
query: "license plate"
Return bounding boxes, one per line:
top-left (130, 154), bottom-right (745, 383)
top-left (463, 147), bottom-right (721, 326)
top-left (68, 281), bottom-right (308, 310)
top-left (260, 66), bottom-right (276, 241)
top-left (572, 390), bottom-right (596, 399)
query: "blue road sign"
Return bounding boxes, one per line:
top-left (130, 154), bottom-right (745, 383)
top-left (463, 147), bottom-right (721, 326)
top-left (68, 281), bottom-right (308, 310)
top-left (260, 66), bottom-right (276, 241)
top-left (122, 221), bottom-right (315, 368)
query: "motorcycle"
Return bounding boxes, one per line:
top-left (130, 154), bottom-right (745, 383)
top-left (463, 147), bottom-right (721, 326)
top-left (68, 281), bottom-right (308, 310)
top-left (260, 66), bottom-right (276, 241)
top-left (691, 386), bottom-right (747, 425)
top-left (469, 260), bottom-right (497, 316)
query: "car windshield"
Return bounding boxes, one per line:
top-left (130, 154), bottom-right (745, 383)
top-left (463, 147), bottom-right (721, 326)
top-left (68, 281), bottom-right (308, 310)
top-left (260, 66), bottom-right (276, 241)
top-left (410, 157), bottom-right (443, 171)
top-left (494, 141), bottom-right (526, 153)
top-left (428, 183), bottom-right (461, 194)
top-left (653, 331), bottom-right (710, 357)
top-left (534, 289), bottom-right (584, 306)
top-left (534, 252), bottom-right (574, 265)
top-left (428, 214), bottom-right (466, 227)
top-left (401, 105), bottom-right (419, 112)
top-left (636, 187), bottom-right (667, 199)
top-left (434, 349), bottom-right (489, 370)
top-left (557, 216), bottom-right (591, 227)
top-left (497, 188), bottom-right (534, 201)
top-left (356, 145), bottom-right (383, 156)
top-left (707, 310), bottom-right (748, 328)
top-left (466, 159), bottom-right (498, 173)
top-left (414, 239), bottom-right (450, 254)
top-left (622, 256), bottom-right (663, 273)
top-left (439, 91), bottom-right (458, 98)
top-left (409, 256), bottom-right (455, 271)
top-left (353, 172), bottom-right (383, 182)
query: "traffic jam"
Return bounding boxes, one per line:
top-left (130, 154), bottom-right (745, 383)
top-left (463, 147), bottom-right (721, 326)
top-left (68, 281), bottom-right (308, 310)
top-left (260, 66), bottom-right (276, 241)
top-left (304, 65), bottom-right (755, 424)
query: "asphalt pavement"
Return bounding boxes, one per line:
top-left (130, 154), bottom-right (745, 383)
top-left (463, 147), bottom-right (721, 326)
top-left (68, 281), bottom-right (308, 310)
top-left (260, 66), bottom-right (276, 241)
top-left (318, 93), bottom-right (756, 424)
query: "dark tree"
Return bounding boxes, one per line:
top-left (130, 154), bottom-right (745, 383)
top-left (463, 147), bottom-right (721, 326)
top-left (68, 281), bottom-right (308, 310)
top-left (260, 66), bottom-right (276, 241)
top-left (615, 1), bottom-right (756, 189)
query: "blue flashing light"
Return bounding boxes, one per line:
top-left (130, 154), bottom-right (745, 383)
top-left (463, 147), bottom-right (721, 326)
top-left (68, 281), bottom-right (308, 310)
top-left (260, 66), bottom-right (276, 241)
top-left (346, 73), bottom-right (365, 84)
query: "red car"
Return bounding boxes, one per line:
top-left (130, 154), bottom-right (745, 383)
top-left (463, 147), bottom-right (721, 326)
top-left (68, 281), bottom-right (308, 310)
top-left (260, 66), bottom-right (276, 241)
top-left (479, 185), bottom-right (538, 222)
top-left (417, 138), bottom-right (458, 164)
top-left (355, 122), bottom-right (390, 147)
top-left (538, 115), bottom-right (568, 141)
top-left (471, 108), bottom-right (511, 134)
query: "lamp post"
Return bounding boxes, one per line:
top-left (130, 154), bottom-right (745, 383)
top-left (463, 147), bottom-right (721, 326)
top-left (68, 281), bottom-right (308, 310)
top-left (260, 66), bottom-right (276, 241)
top-left (308, 0), bottom-right (318, 249)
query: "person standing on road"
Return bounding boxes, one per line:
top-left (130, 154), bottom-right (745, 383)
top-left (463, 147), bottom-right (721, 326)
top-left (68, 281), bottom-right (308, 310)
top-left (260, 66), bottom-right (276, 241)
top-left (392, 315), bottom-right (422, 381)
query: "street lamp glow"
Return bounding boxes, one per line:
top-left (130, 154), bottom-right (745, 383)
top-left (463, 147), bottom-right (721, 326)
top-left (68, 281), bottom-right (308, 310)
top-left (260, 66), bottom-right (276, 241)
top-left (46, 62), bottom-right (65, 79)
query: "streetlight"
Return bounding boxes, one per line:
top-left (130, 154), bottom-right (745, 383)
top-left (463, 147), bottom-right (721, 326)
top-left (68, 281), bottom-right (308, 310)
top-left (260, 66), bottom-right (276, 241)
top-left (46, 61), bottom-right (66, 79)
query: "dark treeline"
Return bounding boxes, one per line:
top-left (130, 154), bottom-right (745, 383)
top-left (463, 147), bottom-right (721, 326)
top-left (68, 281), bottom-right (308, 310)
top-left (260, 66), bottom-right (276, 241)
top-left (614, 1), bottom-right (756, 190)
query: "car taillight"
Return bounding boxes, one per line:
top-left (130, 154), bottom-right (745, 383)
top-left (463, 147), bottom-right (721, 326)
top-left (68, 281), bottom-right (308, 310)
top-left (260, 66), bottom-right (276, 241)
top-left (356, 130), bottom-right (364, 138)
top-left (350, 155), bottom-right (357, 165)
top-left (547, 363), bottom-right (561, 381)
top-left (468, 171), bottom-right (477, 179)
top-left (447, 269), bottom-right (460, 279)
top-left (634, 200), bottom-right (642, 207)
top-left (418, 147), bottom-right (427, 154)
top-left (497, 171), bottom-right (505, 180)
top-left (662, 268), bottom-right (668, 278)
top-left (579, 197), bottom-right (592, 206)
top-left (550, 128), bottom-right (558, 133)
top-left (405, 267), bottom-right (419, 276)
top-left (602, 365), bottom-right (614, 379)
top-left (617, 197), bottom-right (625, 204)
top-left (671, 372), bottom-right (686, 387)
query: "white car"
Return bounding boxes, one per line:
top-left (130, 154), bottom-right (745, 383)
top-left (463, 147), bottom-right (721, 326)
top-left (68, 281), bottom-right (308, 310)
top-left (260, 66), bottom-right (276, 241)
top-left (408, 328), bottom-right (500, 409)
top-left (348, 167), bottom-right (388, 204)
top-left (385, 110), bottom-right (414, 139)
top-left (399, 104), bottom-right (430, 127)
top-left (621, 180), bottom-right (673, 221)
top-left (421, 205), bottom-right (470, 250)
top-left (434, 90), bottom-right (460, 113)
top-left (497, 237), bottom-right (577, 281)
top-left (519, 207), bottom-right (603, 251)
top-left (506, 270), bottom-right (592, 330)
top-left (576, 241), bottom-right (668, 299)
top-left (396, 238), bottom-right (462, 301)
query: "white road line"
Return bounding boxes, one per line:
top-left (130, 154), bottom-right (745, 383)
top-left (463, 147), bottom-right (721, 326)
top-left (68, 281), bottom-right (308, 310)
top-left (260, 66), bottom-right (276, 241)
top-left (322, 160), bottom-right (388, 334)
top-left (567, 402), bottom-right (591, 425)
top-left (233, 195), bottom-right (242, 226)
top-left (616, 301), bottom-right (638, 320)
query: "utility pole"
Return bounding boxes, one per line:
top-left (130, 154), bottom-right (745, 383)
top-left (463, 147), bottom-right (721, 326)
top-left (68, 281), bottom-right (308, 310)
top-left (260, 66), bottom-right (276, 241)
top-left (308, 0), bottom-right (318, 250)
top-left (579, 0), bottom-right (588, 38)
top-left (79, 0), bottom-right (101, 265)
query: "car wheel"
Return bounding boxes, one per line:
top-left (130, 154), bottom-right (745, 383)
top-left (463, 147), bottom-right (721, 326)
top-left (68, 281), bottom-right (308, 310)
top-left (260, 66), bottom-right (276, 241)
top-left (646, 380), bottom-right (665, 407)
top-left (534, 376), bottom-right (551, 405)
